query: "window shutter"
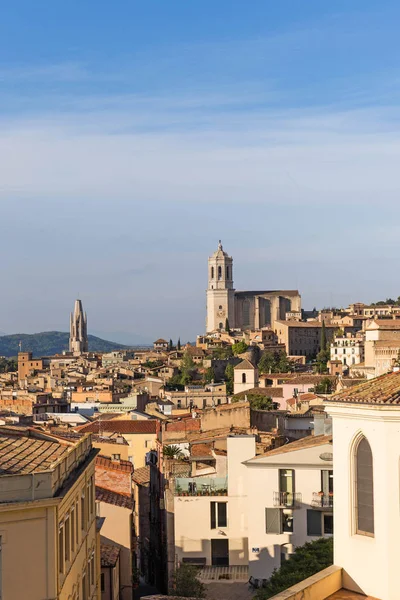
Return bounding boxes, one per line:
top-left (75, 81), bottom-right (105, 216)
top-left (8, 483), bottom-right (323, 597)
top-left (218, 502), bottom-right (227, 528)
top-left (210, 502), bottom-right (216, 529)
top-left (266, 508), bottom-right (282, 534)
top-left (307, 510), bottom-right (322, 536)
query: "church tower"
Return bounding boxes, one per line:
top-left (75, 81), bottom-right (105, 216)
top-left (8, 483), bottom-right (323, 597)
top-left (206, 241), bottom-right (235, 332)
top-left (69, 299), bottom-right (88, 355)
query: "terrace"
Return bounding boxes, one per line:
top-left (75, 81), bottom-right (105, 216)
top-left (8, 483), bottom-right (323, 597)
top-left (174, 476), bottom-right (228, 496)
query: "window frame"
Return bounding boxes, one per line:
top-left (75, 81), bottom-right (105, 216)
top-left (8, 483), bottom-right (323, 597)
top-left (354, 435), bottom-right (374, 537)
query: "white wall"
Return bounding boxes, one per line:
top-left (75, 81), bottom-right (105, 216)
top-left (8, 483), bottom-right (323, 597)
top-left (246, 449), bottom-right (333, 580)
top-left (327, 403), bottom-right (400, 600)
top-left (174, 436), bottom-right (255, 567)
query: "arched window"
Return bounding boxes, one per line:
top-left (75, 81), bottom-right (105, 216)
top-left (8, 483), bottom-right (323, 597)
top-left (211, 267), bottom-right (214, 279)
top-left (355, 436), bottom-right (374, 536)
top-left (219, 322), bottom-right (223, 329)
top-left (242, 373), bottom-right (246, 384)
top-left (218, 266), bottom-right (222, 280)
top-left (226, 266), bottom-right (230, 280)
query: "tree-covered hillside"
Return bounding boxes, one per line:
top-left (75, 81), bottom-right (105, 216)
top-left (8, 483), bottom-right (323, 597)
top-left (0, 331), bottom-right (128, 357)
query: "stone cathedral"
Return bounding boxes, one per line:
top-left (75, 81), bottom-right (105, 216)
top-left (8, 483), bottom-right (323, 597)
top-left (206, 242), bottom-right (301, 332)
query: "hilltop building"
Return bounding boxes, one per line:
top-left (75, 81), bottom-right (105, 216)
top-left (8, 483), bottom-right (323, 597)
top-left (70, 299), bottom-right (88, 355)
top-left (206, 242), bottom-right (301, 333)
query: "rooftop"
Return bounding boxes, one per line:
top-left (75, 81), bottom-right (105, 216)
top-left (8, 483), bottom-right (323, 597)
top-left (100, 541), bottom-right (120, 568)
top-left (245, 434), bottom-right (332, 462)
top-left (77, 420), bottom-right (158, 435)
top-left (96, 486), bottom-right (134, 509)
top-left (132, 465), bottom-right (150, 486)
top-left (328, 371), bottom-right (400, 405)
top-left (234, 359), bottom-right (255, 370)
top-left (0, 429), bottom-right (70, 475)
top-left (233, 387), bottom-right (283, 399)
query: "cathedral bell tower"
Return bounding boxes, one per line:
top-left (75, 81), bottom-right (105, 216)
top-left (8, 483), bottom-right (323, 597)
top-left (206, 241), bottom-right (235, 332)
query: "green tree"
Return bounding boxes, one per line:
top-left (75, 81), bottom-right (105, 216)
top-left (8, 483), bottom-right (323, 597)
top-left (0, 358), bottom-right (17, 373)
top-left (258, 350), bottom-right (275, 374)
top-left (255, 538), bottom-right (333, 599)
top-left (169, 339), bottom-right (173, 351)
top-left (315, 377), bottom-right (334, 394)
top-left (232, 340), bottom-right (248, 355)
top-left (258, 350), bottom-right (292, 374)
top-left (177, 338), bottom-right (181, 351)
top-left (225, 318), bottom-right (230, 333)
top-left (248, 394), bottom-right (274, 410)
top-left (171, 564), bottom-right (206, 598)
top-left (204, 366), bottom-right (215, 384)
top-left (212, 346), bottom-right (233, 359)
top-left (320, 321), bottom-right (327, 350)
top-left (163, 445), bottom-right (184, 459)
top-left (180, 351), bottom-right (196, 385)
top-left (225, 363), bottom-right (234, 394)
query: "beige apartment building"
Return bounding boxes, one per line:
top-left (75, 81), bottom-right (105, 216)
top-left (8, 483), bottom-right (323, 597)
top-left (274, 321), bottom-right (357, 358)
top-left (363, 319), bottom-right (400, 378)
top-left (0, 426), bottom-right (99, 600)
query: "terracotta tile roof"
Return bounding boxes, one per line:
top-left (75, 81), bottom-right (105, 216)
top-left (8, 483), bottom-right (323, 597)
top-left (96, 486), bottom-right (134, 510)
top-left (340, 378), bottom-right (367, 388)
top-left (251, 434), bottom-right (332, 458)
top-left (233, 387), bottom-right (283, 399)
top-left (234, 359), bottom-right (255, 370)
top-left (366, 319), bottom-right (400, 330)
top-left (132, 466), bottom-right (150, 486)
top-left (190, 443), bottom-right (213, 458)
top-left (77, 420), bottom-right (157, 435)
top-left (329, 371), bottom-right (400, 405)
top-left (100, 541), bottom-right (120, 568)
top-left (0, 432), bottom-right (70, 474)
top-left (96, 455), bottom-right (133, 473)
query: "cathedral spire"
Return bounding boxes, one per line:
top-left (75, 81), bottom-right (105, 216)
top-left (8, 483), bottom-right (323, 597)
top-left (69, 299), bottom-right (88, 355)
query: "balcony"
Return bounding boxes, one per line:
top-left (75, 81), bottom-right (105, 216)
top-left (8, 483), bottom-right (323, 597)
top-left (273, 491), bottom-right (302, 508)
top-left (174, 477), bottom-right (228, 496)
top-left (312, 492), bottom-right (333, 509)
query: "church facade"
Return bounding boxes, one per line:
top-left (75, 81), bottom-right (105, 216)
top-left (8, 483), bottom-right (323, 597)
top-left (206, 242), bottom-right (301, 333)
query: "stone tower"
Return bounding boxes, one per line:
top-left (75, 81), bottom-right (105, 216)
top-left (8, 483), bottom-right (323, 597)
top-left (206, 241), bottom-right (235, 332)
top-left (69, 299), bottom-right (88, 355)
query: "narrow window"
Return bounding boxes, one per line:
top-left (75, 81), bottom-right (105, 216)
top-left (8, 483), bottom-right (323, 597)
top-left (218, 266), bottom-right (222, 280)
top-left (75, 501), bottom-right (79, 546)
top-left (65, 516), bottom-right (70, 563)
top-left (82, 571), bottom-right (88, 600)
top-left (226, 266), bottom-right (230, 279)
top-left (307, 509), bottom-right (322, 536)
top-left (210, 502), bottom-right (227, 528)
top-left (356, 437), bottom-right (374, 535)
top-left (71, 508), bottom-right (75, 553)
top-left (81, 492), bottom-right (86, 532)
top-left (91, 551), bottom-right (95, 585)
top-left (265, 508), bottom-right (282, 534)
top-left (59, 525), bottom-right (64, 574)
top-left (101, 573), bottom-right (105, 592)
top-left (211, 267), bottom-right (214, 279)
top-left (242, 373), bottom-right (246, 384)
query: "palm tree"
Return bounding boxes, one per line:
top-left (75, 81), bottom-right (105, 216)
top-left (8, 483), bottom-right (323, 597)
top-left (163, 445), bottom-right (184, 459)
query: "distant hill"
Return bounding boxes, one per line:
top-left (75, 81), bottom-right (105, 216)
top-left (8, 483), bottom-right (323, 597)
top-left (0, 331), bottom-right (128, 358)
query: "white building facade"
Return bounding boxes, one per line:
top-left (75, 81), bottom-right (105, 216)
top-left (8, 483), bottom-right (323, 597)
top-left (174, 436), bottom-right (255, 568)
top-left (330, 334), bottom-right (365, 367)
top-left (326, 371), bottom-right (400, 600)
top-left (244, 436), bottom-right (333, 582)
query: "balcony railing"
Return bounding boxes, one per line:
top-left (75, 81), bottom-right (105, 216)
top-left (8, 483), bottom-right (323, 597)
top-left (312, 492), bottom-right (333, 508)
top-left (273, 491), bottom-right (302, 508)
top-left (174, 477), bottom-right (228, 496)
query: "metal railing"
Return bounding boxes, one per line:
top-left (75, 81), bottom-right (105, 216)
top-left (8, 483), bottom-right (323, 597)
top-left (312, 492), bottom-right (333, 508)
top-left (273, 491), bottom-right (302, 507)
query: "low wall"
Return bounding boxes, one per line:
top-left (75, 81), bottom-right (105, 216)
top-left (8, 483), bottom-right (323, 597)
top-left (201, 403), bottom-right (250, 431)
top-left (267, 565), bottom-right (342, 599)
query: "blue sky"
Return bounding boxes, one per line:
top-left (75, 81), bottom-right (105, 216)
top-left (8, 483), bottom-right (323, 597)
top-left (1, 1), bottom-right (400, 343)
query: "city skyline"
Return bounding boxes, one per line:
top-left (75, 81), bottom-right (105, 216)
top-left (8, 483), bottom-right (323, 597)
top-left (2, 2), bottom-right (400, 340)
